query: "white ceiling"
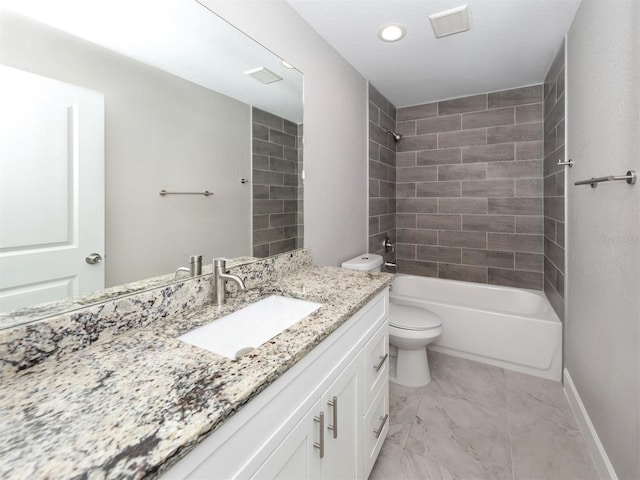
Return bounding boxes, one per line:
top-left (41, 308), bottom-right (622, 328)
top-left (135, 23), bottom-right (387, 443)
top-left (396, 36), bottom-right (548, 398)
top-left (287, 0), bottom-right (581, 108)
top-left (0, 0), bottom-right (304, 123)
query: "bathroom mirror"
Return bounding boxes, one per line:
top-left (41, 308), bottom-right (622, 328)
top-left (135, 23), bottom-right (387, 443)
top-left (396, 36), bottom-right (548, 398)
top-left (0, 0), bottom-right (304, 327)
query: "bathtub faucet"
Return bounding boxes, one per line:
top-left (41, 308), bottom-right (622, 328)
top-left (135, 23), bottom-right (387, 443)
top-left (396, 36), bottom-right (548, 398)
top-left (383, 237), bottom-right (395, 253)
top-left (384, 261), bottom-right (398, 271)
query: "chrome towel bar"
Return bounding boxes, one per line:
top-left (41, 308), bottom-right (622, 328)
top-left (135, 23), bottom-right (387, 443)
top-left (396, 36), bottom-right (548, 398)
top-left (574, 170), bottom-right (637, 188)
top-left (159, 189), bottom-right (213, 196)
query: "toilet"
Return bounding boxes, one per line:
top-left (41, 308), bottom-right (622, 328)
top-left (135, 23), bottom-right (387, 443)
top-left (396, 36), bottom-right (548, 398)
top-left (341, 253), bottom-right (443, 387)
top-left (388, 303), bottom-right (442, 387)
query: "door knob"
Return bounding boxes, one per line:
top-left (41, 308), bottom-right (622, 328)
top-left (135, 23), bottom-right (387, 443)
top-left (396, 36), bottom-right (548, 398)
top-left (85, 253), bottom-right (103, 264)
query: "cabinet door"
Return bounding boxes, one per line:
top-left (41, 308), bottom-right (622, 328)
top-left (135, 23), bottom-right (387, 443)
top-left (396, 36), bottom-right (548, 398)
top-left (320, 351), bottom-right (364, 480)
top-left (251, 398), bottom-right (323, 480)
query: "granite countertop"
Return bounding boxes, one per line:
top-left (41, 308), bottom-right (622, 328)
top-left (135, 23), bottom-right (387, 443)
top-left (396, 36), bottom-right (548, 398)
top-left (0, 265), bottom-right (393, 479)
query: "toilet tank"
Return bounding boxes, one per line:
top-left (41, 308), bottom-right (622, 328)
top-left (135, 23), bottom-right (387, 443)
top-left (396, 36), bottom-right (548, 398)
top-left (341, 253), bottom-right (383, 272)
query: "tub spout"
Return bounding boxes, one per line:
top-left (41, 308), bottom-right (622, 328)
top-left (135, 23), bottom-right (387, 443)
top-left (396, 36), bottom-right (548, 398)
top-left (384, 261), bottom-right (398, 271)
top-left (213, 259), bottom-right (246, 306)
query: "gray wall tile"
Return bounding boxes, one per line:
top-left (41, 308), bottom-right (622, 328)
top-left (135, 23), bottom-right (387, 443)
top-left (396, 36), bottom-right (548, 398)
top-left (488, 198), bottom-right (542, 215)
top-left (462, 107), bottom-right (514, 129)
top-left (462, 214), bottom-right (515, 233)
top-left (397, 198), bottom-right (438, 213)
top-left (462, 179), bottom-right (515, 197)
top-left (438, 128), bottom-right (487, 148)
top-left (397, 151), bottom-right (417, 167)
top-left (439, 263), bottom-right (488, 283)
top-left (398, 165), bottom-right (437, 182)
top-left (516, 104), bottom-right (543, 124)
top-left (462, 143), bottom-right (514, 163)
top-left (416, 181), bottom-right (461, 197)
top-left (515, 141), bottom-right (543, 160)
top-left (396, 243), bottom-right (416, 259)
top-left (515, 252), bottom-right (544, 272)
top-left (398, 260), bottom-right (438, 277)
top-left (417, 114), bottom-right (461, 134)
top-left (438, 230), bottom-right (487, 248)
top-left (253, 108), bottom-right (283, 130)
top-left (487, 160), bottom-right (542, 179)
top-left (461, 249), bottom-right (515, 268)
top-left (396, 182), bottom-right (416, 198)
top-left (438, 163), bottom-right (487, 181)
top-left (487, 233), bottom-right (543, 253)
top-left (487, 123), bottom-right (543, 144)
top-left (397, 102), bottom-right (438, 121)
top-left (417, 246), bottom-right (462, 263)
top-left (516, 216), bottom-right (544, 234)
top-left (515, 178), bottom-right (543, 197)
top-left (439, 94), bottom-right (487, 115)
top-left (488, 85), bottom-right (542, 108)
top-left (396, 134), bottom-right (438, 152)
top-left (397, 213), bottom-right (417, 228)
top-left (416, 214), bottom-right (462, 230)
top-left (367, 82), bottom-right (545, 290)
top-left (488, 268), bottom-right (543, 289)
top-left (417, 148), bottom-right (462, 165)
top-left (397, 228), bottom-right (438, 245)
top-left (439, 197), bottom-right (488, 214)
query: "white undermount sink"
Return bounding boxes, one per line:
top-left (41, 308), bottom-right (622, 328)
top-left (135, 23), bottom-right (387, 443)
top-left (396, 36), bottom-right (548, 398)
top-left (178, 295), bottom-right (323, 359)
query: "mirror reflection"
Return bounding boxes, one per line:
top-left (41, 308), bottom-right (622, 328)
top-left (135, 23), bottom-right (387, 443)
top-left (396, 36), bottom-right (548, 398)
top-left (0, 0), bottom-right (304, 322)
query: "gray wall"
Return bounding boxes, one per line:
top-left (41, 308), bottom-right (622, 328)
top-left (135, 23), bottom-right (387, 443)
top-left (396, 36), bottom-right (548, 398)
top-left (0, 10), bottom-right (251, 287)
top-left (206, 0), bottom-right (369, 267)
top-left (543, 42), bottom-right (566, 321)
top-left (566, 1), bottom-right (640, 478)
top-left (394, 86), bottom-right (545, 289)
top-left (368, 84), bottom-right (397, 262)
top-left (251, 107), bottom-right (303, 257)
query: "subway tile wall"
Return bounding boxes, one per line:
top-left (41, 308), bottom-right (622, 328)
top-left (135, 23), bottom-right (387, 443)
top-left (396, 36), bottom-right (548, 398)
top-left (543, 42), bottom-right (566, 320)
top-left (369, 85), bottom-right (397, 263)
top-left (252, 107), bottom-right (303, 257)
top-left (394, 85), bottom-right (545, 289)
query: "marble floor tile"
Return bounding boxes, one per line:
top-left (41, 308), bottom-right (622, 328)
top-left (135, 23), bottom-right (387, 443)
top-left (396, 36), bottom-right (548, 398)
top-left (407, 388), bottom-right (512, 479)
top-left (369, 352), bottom-right (598, 480)
top-left (510, 413), bottom-right (599, 480)
top-left (505, 370), bottom-right (578, 432)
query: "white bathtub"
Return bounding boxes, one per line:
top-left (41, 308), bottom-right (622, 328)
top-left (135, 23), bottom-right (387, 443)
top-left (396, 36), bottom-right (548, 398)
top-left (390, 274), bottom-right (562, 381)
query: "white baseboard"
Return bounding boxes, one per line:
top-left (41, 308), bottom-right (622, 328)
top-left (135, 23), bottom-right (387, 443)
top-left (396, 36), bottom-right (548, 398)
top-left (563, 368), bottom-right (617, 480)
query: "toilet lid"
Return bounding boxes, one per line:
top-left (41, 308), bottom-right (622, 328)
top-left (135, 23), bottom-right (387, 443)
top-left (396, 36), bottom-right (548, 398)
top-left (389, 303), bottom-right (442, 331)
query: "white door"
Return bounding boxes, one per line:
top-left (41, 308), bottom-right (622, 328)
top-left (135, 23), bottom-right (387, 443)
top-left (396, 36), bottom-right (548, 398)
top-left (0, 65), bottom-right (105, 313)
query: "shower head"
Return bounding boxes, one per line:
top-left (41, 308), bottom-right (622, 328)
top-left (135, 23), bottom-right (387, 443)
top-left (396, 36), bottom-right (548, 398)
top-left (385, 129), bottom-right (403, 142)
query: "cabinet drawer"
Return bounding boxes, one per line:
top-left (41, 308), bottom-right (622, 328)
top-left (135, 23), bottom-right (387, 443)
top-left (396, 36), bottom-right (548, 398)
top-left (363, 322), bottom-right (389, 410)
top-left (363, 380), bottom-right (389, 479)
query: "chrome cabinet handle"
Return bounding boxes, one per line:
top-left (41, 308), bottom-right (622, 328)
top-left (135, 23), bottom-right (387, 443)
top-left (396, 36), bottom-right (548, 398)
top-left (85, 253), bottom-right (103, 265)
top-left (373, 353), bottom-right (389, 372)
top-left (327, 396), bottom-right (338, 439)
top-left (313, 412), bottom-right (324, 458)
top-left (373, 414), bottom-right (389, 439)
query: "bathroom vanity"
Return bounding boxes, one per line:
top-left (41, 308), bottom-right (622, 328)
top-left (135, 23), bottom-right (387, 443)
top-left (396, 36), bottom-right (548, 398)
top-left (0, 251), bottom-right (392, 479)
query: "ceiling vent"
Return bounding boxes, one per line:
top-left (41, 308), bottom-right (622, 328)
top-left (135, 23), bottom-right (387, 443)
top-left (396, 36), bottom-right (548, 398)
top-left (244, 67), bottom-right (283, 84)
top-left (429, 5), bottom-right (470, 38)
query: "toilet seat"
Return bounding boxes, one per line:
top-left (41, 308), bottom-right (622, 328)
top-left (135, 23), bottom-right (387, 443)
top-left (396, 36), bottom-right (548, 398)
top-left (389, 303), bottom-right (442, 331)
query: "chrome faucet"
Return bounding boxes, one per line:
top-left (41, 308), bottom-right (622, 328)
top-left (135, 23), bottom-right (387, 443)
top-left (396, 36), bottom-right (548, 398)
top-left (174, 255), bottom-right (203, 278)
top-left (212, 258), bottom-right (246, 306)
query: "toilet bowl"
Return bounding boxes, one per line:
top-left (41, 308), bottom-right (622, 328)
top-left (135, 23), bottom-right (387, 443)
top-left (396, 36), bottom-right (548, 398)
top-left (340, 253), bottom-right (443, 387)
top-left (389, 303), bottom-right (442, 387)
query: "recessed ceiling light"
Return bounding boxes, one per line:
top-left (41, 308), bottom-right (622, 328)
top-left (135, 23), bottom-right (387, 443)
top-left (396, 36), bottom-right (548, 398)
top-left (429, 5), bottom-right (470, 38)
top-left (377, 24), bottom-right (406, 42)
top-left (280, 59), bottom-right (295, 69)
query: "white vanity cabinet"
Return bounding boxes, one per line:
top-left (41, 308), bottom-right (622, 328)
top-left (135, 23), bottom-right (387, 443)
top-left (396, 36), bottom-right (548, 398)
top-left (165, 290), bottom-right (389, 480)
